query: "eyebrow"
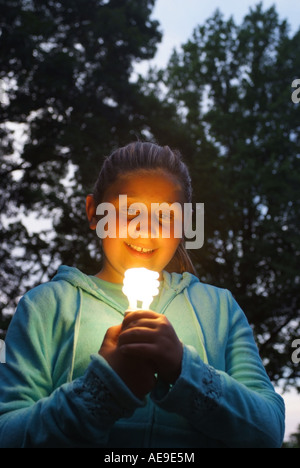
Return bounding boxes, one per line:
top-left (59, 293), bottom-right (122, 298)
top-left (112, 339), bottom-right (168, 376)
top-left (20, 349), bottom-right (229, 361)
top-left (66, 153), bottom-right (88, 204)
top-left (111, 197), bottom-right (182, 206)
top-left (109, 196), bottom-right (138, 204)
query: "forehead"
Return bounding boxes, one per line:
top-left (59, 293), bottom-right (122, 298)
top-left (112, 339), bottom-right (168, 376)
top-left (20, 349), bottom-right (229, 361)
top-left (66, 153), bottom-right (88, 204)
top-left (103, 169), bottom-right (184, 204)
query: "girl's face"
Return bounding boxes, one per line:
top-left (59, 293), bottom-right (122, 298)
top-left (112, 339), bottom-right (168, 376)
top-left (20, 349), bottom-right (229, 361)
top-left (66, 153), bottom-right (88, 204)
top-left (87, 170), bottom-right (185, 283)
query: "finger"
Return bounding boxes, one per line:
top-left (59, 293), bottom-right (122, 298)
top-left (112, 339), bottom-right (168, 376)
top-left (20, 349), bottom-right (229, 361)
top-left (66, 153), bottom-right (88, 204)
top-left (122, 310), bottom-right (160, 328)
top-left (121, 317), bottom-right (160, 332)
top-left (118, 327), bottom-right (157, 347)
top-left (119, 343), bottom-right (159, 360)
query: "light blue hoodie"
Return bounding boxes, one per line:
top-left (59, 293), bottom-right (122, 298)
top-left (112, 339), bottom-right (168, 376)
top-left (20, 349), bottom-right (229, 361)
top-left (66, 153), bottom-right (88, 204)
top-left (0, 266), bottom-right (285, 448)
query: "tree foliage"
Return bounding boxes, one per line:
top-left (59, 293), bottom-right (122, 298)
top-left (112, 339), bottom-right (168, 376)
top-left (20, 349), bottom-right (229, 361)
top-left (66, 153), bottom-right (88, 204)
top-left (148, 3), bottom-right (300, 389)
top-left (282, 424), bottom-right (300, 448)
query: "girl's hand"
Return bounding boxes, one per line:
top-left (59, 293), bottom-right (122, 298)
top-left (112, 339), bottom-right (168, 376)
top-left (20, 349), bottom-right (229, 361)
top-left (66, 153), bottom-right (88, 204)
top-left (98, 324), bottom-right (157, 400)
top-left (118, 311), bottom-right (183, 385)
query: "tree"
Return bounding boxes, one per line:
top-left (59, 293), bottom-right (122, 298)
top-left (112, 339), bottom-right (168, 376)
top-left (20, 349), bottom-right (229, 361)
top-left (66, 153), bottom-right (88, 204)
top-left (282, 424), bottom-right (300, 448)
top-left (0, 0), bottom-right (163, 333)
top-left (151, 3), bottom-right (300, 389)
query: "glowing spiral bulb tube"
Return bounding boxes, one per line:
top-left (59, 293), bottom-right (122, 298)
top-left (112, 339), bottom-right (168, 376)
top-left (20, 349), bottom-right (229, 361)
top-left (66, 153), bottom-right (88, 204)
top-left (122, 268), bottom-right (160, 311)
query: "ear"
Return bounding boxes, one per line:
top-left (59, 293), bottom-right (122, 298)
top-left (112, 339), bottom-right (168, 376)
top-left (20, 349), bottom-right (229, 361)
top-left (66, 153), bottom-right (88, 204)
top-left (86, 194), bottom-right (98, 230)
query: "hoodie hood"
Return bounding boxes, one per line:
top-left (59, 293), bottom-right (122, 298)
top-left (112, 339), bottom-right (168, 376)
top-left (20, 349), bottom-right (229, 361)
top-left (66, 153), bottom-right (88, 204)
top-left (51, 265), bottom-right (199, 314)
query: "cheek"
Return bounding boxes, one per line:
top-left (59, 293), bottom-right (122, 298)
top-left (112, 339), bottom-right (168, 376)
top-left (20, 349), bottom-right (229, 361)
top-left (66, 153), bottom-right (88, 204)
top-left (102, 237), bottom-right (123, 254)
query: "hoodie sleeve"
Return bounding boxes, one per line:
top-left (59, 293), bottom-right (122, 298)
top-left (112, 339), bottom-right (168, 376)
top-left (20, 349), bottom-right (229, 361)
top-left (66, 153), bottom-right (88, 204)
top-left (0, 294), bottom-right (144, 448)
top-left (151, 290), bottom-right (285, 448)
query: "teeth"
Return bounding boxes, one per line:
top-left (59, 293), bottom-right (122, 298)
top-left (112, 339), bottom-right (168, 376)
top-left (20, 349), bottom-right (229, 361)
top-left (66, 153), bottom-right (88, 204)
top-left (127, 243), bottom-right (154, 253)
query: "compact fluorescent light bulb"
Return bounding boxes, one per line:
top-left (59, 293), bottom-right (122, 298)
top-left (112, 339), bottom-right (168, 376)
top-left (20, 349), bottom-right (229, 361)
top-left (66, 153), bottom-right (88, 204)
top-left (122, 268), bottom-right (160, 311)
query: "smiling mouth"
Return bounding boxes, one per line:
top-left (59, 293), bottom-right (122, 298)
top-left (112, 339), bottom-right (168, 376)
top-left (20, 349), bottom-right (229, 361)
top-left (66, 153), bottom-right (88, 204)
top-left (125, 243), bottom-right (156, 254)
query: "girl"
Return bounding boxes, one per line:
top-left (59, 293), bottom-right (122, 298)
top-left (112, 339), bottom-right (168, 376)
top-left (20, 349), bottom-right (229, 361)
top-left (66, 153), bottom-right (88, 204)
top-left (0, 142), bottom-right (285, 448)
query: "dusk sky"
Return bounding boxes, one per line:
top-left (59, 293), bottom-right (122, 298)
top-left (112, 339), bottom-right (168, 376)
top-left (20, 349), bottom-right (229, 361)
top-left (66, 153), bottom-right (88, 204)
top-left (147, 0), bottom-right (300, 69)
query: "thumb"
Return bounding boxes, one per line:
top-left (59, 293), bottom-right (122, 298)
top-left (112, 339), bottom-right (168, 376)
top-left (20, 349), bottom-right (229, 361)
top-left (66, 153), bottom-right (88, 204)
top-left (99, 323), bottom-right (123, 357)
top-left (103, 323), bottom-right (123, 345)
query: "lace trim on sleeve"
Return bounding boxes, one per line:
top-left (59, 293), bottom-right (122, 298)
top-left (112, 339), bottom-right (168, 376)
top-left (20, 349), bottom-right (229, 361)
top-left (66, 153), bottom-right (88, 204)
top-left (74, 370), bottom-right (124, 420)
top-left (193, 364), bottom-right (222, 413)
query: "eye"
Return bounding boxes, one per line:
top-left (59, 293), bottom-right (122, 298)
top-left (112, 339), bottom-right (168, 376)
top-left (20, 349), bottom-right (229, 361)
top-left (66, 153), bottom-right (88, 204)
top-left (128, 207), bottom-right (138, 216)
top-left (159, 212), bottom-right (172, 220)
top-left (154, 210), bottom-right (174, 224)
top-left (119, 207), bottom-right (139, 217)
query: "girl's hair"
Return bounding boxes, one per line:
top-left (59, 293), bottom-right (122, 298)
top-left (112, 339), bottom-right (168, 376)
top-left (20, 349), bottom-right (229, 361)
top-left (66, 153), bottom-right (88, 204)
top-left (92, 141), bottom-right (197, 276)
